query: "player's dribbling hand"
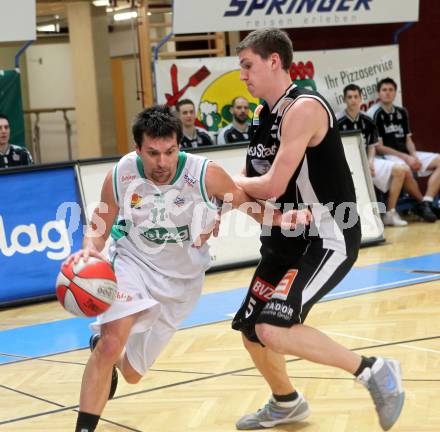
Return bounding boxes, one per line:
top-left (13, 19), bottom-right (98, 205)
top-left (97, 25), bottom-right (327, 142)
top-left (64, 247), bottom-right (108, 266)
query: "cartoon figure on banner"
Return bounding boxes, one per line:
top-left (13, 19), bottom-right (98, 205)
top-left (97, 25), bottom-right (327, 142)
top-left (164, 64), bottom-right (212, 129)
top-left (199, 101), bottom-right (222, 132)
top-left (290, 61), bottom-right (317, 91)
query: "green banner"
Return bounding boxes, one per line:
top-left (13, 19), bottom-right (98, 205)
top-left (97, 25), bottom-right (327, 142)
top-left (0, 69), bottom-right (25, 147)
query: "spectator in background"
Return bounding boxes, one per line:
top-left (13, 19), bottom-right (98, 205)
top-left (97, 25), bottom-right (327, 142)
top-left (0, 113), bottom-right (33, 169)
top-left (368, 78), bottom-right (439, 221)
top-left (175, 99), bottom-right (214, 149)
top-left (217, 96), bottom-right (250, 145)
top-left (338, 84), bottom-right (412, 226)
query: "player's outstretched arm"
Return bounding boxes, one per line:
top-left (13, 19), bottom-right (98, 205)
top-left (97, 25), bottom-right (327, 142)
top-left (66, 169), bottom-right (120, 264)
top-left (204, 161), bottom-right (311, 227)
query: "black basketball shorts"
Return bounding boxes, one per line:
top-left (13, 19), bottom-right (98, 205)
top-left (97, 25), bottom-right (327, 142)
top-left (232, 242), bottom-right (357, 343)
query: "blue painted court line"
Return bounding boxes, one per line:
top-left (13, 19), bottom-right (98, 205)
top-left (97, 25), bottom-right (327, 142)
top-left (371, 252), bottom-right (440, 272)
top-left (0, 355), bottom-right (23, 364)
top-left (0, 253), bottom-right (439, 364)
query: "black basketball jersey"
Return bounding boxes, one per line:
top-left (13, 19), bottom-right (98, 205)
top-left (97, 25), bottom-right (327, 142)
top-left (367, 104), bottom-right (410, 154)
top-left (246, 83), bottom-right (360, 257)
top-left (0, 144), bottom-right (33, 169)
top-left (217, 123), bottom-right (249, 145)
top-left (337, 111), bottom-right (378, 148)
top-left (180, 127), bottom-right (214, 149)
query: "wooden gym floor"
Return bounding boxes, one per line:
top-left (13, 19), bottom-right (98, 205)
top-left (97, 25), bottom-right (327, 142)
top-left (0, 221), bottom-right (439, 431)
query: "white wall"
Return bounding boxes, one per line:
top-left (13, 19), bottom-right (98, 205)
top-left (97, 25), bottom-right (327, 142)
top-left (25, 42), bottom-right (77, 163)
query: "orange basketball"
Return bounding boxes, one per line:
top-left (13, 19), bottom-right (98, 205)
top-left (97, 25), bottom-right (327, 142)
top-left (56, 257), bottom-right (117, 317)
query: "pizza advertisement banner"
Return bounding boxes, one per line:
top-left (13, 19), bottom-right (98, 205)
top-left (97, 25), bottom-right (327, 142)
top-left (155, 45), bottom-right (401, 134)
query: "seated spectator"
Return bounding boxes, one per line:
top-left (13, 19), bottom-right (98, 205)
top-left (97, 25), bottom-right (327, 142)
top-left (368, 78), bottom-right (439, 221)
top-left (338, 84), bottom-right (412, 226)
top-left (217, 96), bottom-right (250, 145)
top-left (0, 113), bottom-right (33, 169)
top-left (175, 99), bottom-right (213, 149)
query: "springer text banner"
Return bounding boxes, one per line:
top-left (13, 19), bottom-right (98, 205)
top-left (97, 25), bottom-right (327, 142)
top-left (173, 0), bottom-right (419, 34)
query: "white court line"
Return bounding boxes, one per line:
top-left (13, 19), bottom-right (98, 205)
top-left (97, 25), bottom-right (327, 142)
top-left (325, 331), bottom-right (440, 355)
top-left (324, 274), bottom-right (438, 299)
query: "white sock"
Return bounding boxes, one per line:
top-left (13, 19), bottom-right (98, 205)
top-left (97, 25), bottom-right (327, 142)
top-left (423, 196), bottom-right (434, 202)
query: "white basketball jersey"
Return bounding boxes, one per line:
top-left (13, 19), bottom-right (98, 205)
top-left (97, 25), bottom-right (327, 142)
top-left (109, 151), bottom-right (217, 279)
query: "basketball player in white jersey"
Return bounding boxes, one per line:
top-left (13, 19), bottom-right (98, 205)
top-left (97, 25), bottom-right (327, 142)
top-left (67, 105), bottom-right (311, 432)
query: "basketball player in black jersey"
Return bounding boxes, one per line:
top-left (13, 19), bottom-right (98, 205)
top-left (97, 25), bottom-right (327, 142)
top-left (368, 78), bottom-right (439, 221)
top-left (231, 29), bottom-right (404, 431)
top-left (175, 99), bottom-right (214, 148)
top-left (217, 96), bottom-right (250, 145)
top-left (0, 114), bottom-right (33, 169)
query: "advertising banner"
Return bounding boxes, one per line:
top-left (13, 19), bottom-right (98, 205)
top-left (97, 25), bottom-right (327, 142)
top-left (173, 0), bottom-right (419, 34)
top-left (0, 167), bottom-right (84, 304)
top-left (156, 45), bottom-right (401, 134)
top-left (0, 0), bottom-right (36, 42)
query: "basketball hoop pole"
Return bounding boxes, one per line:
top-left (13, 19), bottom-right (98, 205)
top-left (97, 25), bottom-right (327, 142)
top-left (14, 40), bottom-right (34, 70)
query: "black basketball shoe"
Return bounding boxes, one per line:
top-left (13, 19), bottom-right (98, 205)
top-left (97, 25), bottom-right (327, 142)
top-left (415, 201), bottom-right (437, 222)
top-left (89, 334), bottom-right (118, 400)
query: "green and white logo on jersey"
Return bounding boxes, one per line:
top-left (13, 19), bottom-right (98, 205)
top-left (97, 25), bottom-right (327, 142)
top-left (141, 225), bottom-right (190, 244)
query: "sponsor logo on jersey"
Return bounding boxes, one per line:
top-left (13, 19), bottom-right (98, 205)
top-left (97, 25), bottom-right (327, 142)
top-left (184, 172), bottom-right (197, 187)
top-left (120, 174), bottom-right (136, 183)
top-left (247, 143), bottom-right (278, 158)
top-left (272, 269), bottom-right (298, 301)
top-left (251, 277), bottom-right (275, 302)
top-left (142, 225), bottom-right (190, 244)
top-left (130, 193), bottom-right (142, 209)
top-left (252, 104), bottom-right (264, 126)
top-left (174, 196), bottom-right (186, 207)
top-left (262, 301), bottom-right (294, 322)
top-left (116, 291), bottom-right (133, 302)
top-left (384, 124), bottom-right (404, 137)
top-left (224, 0), bottom-right (371, 17)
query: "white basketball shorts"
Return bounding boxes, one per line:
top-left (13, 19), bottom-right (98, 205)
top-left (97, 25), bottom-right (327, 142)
top-left (90, 251), bottom-right (204, 375)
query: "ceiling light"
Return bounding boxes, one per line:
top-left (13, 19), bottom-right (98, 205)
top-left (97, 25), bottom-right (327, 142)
top-left (37, 24), bottom-right (58, 32)
top-left (93, 0), bottom-right (109, 6)
top-left (113, 11), bottom-right (138, 21)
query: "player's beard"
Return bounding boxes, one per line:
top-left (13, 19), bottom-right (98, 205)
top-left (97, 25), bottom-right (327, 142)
top-left (233, 113), bottom-right (248, 126)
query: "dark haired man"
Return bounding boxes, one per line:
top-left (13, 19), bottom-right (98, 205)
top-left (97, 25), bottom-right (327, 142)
top-left (217, 96), bottom-right (250, 145)
top-left (0, 114), bottom-right (33, 169)
top-left (66, 105), bottom-right (308, 432)
top-left (232, 29), bottom-right (404, 431)
top-left (368, 78), bottom-right (439, 221)
top-left (338, 84), bottom-right (415, 226)
top-left (175, 99), bottom-right (214, 148)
